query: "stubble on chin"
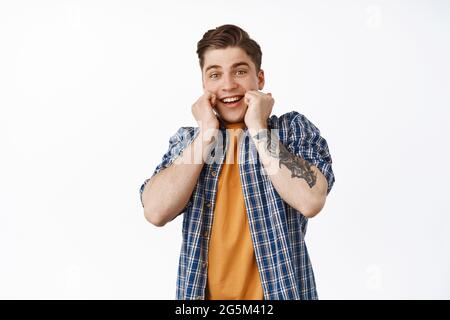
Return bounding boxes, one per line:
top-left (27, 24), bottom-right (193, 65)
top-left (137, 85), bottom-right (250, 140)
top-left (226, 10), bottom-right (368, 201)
top-left (221, 104), bottom-right (248, 121)
top-left (220, 111), bottom-right (246, 124)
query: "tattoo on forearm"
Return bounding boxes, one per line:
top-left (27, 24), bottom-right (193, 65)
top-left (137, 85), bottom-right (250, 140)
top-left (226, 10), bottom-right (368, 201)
top-left (252, 130), bottom-right (317, 188)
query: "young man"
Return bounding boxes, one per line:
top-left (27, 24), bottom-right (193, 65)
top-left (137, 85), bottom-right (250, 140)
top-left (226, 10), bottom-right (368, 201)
top-left (139, 24), bottom-right (335, 300)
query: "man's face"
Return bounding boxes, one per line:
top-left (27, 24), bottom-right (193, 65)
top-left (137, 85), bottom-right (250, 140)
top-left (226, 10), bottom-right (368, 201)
top-left (202, 46), bottom-right (265, 124)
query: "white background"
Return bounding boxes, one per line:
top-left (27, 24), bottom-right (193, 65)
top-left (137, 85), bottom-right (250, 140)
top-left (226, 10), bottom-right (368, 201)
top-left (1, 0), bottom-right (449, 299)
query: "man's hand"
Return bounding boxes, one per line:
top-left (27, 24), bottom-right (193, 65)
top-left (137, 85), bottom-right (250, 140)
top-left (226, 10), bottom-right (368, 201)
top-left (192, 89), bottom-right (219, 131)
top-left (243, 90), bottom-right (274, 130)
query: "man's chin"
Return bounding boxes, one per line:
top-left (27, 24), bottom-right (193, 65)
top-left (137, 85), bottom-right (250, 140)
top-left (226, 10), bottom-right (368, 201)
top-left (217, 106), bottom-right (247, 124)
top-left (218, 113), bottom-right (245, 125)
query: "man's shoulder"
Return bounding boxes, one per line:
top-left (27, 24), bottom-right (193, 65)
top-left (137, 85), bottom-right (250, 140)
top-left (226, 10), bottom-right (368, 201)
top-left (171, 126), bottom-right (199, 141)
top-left (268, 110), bottom-right (308, 129)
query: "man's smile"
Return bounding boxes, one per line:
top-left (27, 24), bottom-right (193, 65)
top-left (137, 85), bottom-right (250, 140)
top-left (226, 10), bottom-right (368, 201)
top-left (219, 95), bottom-right (245, 107)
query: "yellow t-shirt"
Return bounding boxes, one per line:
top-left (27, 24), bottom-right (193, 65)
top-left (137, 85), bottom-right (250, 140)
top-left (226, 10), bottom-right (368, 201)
top-left (206, 122), bottom-right (264, 300)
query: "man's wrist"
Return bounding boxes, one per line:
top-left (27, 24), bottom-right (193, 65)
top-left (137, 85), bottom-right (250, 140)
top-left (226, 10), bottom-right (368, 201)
top-left (199, 125), bottom-right (218, 142)
top-left (248, 126), bottom-right (282, 175)
top-left (248, 124), bottom-right (269, 146)
top-left (246, 121), bottom-right (268, 132)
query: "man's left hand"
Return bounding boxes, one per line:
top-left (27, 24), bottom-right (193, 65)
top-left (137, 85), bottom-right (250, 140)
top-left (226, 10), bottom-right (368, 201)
top-left (243, 90), bottom-right (274, 130)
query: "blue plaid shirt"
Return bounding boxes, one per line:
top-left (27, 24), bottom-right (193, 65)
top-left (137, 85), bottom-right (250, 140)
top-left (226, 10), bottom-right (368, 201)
top-left (139, 111), bottom-right (334, 300)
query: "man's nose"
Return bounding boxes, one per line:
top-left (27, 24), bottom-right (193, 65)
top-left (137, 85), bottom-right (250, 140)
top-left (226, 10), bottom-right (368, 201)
top-left (222, 74), bottom-right (238, 90)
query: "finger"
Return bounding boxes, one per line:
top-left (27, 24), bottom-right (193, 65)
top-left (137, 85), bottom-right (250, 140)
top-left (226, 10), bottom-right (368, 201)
top-left (246, 91), bottom-right (260, 99)
top-left (203, 88), bottom-right (215, 98)
top-left (203, 89), bottom-right (216, 106)
top-left (203, 88), bottom-right (212, 98)
top-left (244, 91), bottom-right (254, 99)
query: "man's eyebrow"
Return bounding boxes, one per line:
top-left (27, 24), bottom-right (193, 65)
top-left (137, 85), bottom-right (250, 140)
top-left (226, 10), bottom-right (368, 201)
top-left (205, 62), bottom-right (250, 73)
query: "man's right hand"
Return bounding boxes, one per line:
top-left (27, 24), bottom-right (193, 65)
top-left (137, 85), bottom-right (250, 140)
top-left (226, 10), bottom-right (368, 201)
top-left (191, 89), bottom-right (220, 131)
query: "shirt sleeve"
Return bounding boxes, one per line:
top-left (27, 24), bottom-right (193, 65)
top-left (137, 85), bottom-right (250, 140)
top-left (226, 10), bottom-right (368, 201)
top-left (139, 127), bottom-right (197, 208)
top-left (286, 111), bottom-right (335, 194)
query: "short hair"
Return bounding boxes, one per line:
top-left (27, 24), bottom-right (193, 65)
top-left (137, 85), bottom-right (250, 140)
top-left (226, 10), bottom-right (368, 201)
top-left (197, 24), bottom-right (262, 74)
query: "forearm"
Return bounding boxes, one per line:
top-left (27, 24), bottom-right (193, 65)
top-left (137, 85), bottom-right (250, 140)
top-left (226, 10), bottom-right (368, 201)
top-left (249, 127), bottom-right (328, 218)
top-left (142, 129), bottom-right (217, 226)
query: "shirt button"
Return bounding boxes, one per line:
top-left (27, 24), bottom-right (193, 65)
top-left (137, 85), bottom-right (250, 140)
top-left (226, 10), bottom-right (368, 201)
top-left (203, 231), bottom-right (208, 237)
top-left (211, 171), bottom-right (217, 177)
top-left (206, 202), bottom-right (212, 208)
top-left (203, 262), bottom-right (208, 269)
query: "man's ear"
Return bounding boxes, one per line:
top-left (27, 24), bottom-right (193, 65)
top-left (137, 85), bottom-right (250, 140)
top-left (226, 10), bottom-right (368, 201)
top-left (258, 69), bottom-right (265, 90)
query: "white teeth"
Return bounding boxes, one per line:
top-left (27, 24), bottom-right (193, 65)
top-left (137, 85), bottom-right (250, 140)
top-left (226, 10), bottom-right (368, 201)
top-left (222, 96), bottom-right (242, 103)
